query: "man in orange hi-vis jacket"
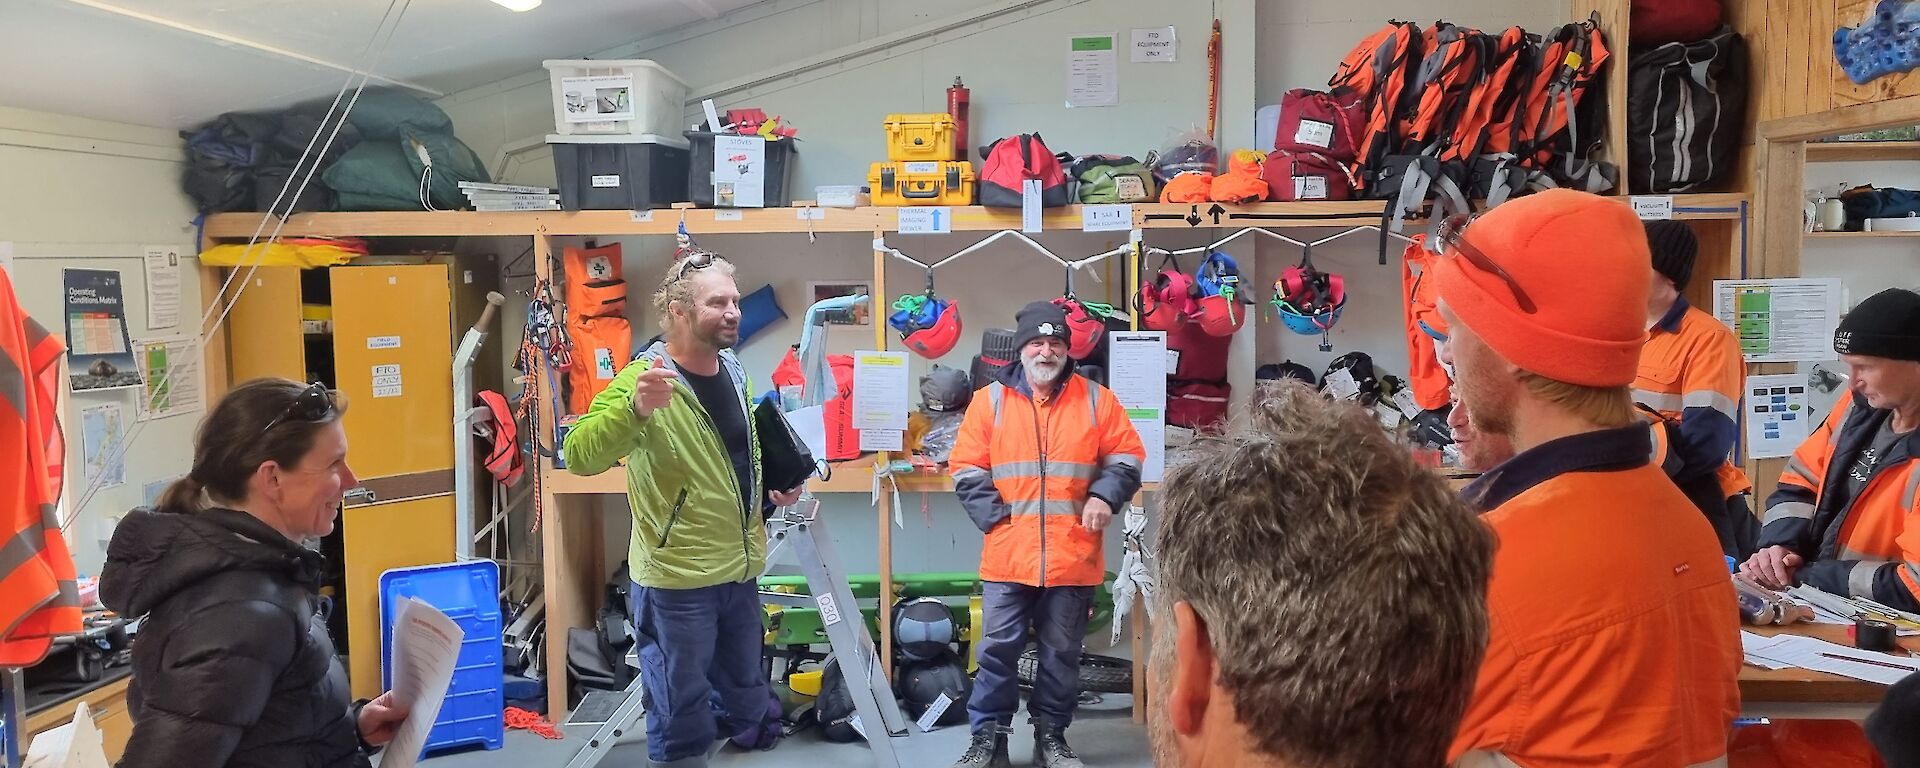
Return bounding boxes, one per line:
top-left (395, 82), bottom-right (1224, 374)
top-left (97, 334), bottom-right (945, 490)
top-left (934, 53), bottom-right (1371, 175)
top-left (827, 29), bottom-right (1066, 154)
top-left (1434, 189), bottom-right (1741, 768)
top-left (947, 301), bottom-right (1144, 768)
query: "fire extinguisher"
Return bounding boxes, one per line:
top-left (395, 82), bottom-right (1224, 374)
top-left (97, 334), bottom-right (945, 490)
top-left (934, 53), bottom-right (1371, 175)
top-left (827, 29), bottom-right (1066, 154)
top-left (948, 76), bottom-right (970, 162)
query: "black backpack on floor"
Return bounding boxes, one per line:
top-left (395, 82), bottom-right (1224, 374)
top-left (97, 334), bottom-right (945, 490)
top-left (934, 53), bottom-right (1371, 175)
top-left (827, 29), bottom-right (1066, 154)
top-left (1627, 27), bottom-right (1748, 194)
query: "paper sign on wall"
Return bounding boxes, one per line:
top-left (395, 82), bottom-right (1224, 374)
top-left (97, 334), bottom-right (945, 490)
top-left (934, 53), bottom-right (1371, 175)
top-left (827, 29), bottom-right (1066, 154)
top-left (81, 403), bottom-right (126, 490)
top-left (1067, 34), bottom-right (1118, 108)
top-left (712, 134), bottom-right (766, 208)
top-left (372, 364), bottom-right (403, 398)
top-left (1131, 26), bottom-right (1177, 62)
top-left (1745, 374), bottom-right (1813, 459)
top-left (1713, 278), bottom-right (1846, 363)
top-left (136, 336), bottom-right (202, 421)
top-left (859, 429), bottom-right (904, 452)
top-left (142, 245), bottom-right (183, 329)
top-left (63, 269), bottom-right (144, 392)
top-left (1108, 332), bottom-right (1168, 483)
top-left (853, 351), bottom-right (910, 430)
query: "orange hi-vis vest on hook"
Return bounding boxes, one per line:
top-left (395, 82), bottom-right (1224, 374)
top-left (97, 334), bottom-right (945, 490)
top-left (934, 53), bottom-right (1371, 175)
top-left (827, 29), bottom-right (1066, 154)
top-left (0, 266), bottom-right (82, 666)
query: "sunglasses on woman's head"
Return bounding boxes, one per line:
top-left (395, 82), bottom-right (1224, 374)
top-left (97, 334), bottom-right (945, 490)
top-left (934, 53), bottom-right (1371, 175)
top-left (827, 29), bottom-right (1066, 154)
top-left (1437, 213), bottom-right (1537, 315)
top-left (261, 382), bottom-right (335, 435)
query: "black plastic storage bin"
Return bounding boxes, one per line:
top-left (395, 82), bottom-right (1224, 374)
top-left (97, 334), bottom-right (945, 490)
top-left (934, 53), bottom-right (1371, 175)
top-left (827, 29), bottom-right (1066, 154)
top-left (550, 133), bottom-right (691, 211)
top-left (685, 131), bottom-right (797, 208)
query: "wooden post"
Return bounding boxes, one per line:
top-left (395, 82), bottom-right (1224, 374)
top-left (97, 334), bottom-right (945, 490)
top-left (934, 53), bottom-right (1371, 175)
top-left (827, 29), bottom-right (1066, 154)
top-left (1125, 232), bottom-right (1151, 724)
top-left (873, 228), bottom-right (895, 677)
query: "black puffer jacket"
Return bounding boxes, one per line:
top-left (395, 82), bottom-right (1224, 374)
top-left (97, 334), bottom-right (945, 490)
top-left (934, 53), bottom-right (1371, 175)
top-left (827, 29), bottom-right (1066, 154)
top-left (100, 508), bottom-right (369, 768)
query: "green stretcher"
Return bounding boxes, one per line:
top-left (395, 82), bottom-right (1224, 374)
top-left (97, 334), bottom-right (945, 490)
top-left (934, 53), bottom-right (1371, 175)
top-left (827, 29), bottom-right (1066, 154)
top-left (758, 571), bottom-right (1116, 648)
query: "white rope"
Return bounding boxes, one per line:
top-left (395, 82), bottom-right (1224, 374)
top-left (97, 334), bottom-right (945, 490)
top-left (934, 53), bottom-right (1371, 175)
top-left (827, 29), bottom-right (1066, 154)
top-left (65, 0), bottom-right (417, 524)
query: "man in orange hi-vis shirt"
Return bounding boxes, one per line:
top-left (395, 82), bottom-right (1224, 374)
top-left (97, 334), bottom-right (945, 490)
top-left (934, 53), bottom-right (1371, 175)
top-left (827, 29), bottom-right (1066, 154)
top-left (0, 265), bottom-right (81, 667)
top-left (1434, 190), bottom-right (1742, 768)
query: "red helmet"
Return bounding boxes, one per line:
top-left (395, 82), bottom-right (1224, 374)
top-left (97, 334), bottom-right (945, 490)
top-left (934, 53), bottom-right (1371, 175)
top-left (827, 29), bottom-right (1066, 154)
top-left (1052, 297), bottom-right (1109, 360)
top-left (1137, 265), bottom-right (1196, 331)
top-left (1191, 293), bottom-right (1247, 337)
top-left (901, 298), bottom-right (964, 359)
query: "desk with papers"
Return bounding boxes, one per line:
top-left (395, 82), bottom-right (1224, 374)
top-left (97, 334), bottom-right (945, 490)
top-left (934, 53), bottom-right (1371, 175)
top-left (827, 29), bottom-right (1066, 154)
top-left (1739, 624), bottom-right (1919, 720)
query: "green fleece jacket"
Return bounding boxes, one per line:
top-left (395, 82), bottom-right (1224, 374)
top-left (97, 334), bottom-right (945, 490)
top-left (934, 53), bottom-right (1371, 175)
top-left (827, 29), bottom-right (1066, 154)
top-left (562, 342), bottom-right (764, 589)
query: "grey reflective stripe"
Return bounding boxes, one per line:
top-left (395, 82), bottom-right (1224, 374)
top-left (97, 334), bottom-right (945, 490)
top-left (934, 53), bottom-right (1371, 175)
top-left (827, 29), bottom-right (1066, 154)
top-left (1783, 454), bottom-right (1819, 484)
top-left (1764, 501), bottom-right (1815, 524)
top-left (1904, 465), bottom-right (1920, 511)
top-left (0, 337), bottom-right (25, 422)
top-left (1633, 389), bottom-right (1739, 420)
top-left (953, 467), bottom-right (990, 483)
top-left (1907, 563), bottom-right (1920, 591)
top-left (1456, 753), bottom-right (1723, 768)
top-left (1850, 559), bottom-right (1894, 598)
top-left (988, 383), bottom-right (1005, 429)
top-left (52, 579), bottom-right (80, 609)
top-left (1010, 500), bottom-right (1080, 516)
top-left (994, 461), bottom-right (1096, 481)
top-left (1085, 380), bottom-right (1100, 423)
top-left (0, 521), bottom-right (49, 577)
top-left (1103, 454), bottom-right (1141, 470)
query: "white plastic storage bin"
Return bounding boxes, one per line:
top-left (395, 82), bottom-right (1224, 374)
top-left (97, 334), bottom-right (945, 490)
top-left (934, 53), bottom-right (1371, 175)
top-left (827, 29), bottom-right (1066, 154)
top-left (544, 59), bottom-right (691, 138)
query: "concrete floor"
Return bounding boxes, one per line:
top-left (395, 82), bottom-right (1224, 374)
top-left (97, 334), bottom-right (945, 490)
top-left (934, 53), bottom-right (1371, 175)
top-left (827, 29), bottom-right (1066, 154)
top-left (423, 695), bottom-right (1153, 768)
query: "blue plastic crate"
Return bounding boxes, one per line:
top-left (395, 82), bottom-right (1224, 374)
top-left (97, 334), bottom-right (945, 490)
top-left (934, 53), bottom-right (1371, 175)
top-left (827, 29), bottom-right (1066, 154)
top-left (380, 561), bottom-right (505, 757)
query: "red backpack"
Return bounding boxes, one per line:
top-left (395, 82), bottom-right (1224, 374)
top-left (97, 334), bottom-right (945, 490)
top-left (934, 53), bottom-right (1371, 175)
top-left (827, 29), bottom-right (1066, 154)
top-left (772, 348), bottom-right (860, 460)
top-left (979, 134), bottom-right (1070, 208)
top-left (1273, 88), bottom-right (1367, 162)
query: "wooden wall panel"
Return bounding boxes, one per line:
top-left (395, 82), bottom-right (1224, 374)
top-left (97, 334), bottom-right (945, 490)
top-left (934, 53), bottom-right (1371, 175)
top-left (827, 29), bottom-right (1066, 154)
top-left (1742, 0), bottom-right (1920, 122)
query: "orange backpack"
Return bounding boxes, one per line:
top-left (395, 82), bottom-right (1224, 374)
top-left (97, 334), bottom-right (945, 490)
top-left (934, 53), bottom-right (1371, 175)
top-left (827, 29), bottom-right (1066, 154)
top-left (1331, 22), bottom-right (1423, 195)
top-left (1517, 15), bottom-right (1615, 194)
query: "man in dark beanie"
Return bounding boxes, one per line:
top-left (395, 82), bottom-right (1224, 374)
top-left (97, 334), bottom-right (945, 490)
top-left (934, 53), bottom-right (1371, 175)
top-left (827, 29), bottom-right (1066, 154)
top-left (1743, 288), bottom-right (1920, 615)
top-left (1634, 219), bottom-right (1759, 560)
top-left (946, 300), bottom-right (1145, 768)
top-left (1870, 673), bottom-right (1920, 766)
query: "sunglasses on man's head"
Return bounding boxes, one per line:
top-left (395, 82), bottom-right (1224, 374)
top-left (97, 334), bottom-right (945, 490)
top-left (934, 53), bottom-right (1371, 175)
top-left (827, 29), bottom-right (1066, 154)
top-left (1437, 213), bottom-right (1537, 315)
top-left (671, 250), bottom-right (717, 279)
top-left (262, 382), bottom-right (336, 435)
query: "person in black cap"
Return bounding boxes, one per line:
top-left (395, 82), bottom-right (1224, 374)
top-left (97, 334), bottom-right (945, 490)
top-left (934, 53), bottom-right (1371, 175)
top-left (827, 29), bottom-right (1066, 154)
top-left (946, 301), bottom-right (1145, 768)
top-left (1742, 288), bottom-right (1920, 614)
top-left (1635, 219), bottom-right (1759, 560)
top-left (1870, 672), bottom-right (1920, 766)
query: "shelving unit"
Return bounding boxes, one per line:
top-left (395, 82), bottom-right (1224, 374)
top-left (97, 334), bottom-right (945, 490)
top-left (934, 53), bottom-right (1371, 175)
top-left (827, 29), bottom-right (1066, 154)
top-left (1806, 229), bottom-right (1920, 239)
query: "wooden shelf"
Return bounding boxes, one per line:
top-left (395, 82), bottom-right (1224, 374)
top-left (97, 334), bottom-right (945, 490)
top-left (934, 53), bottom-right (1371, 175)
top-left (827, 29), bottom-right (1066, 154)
top-left (1805, 140), bottom-right (1920, 162)
top-left (200, 194), bottom-right (1750, 240)
top-left (1805, 229), bottom-right (1920, 238)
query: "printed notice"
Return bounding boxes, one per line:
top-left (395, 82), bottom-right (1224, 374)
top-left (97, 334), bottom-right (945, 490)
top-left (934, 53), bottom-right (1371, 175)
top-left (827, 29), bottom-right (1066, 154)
top-left (1745, 374), bottom-right (1813, 459)
top-left (853, 351), bottom-right (911, 431)
top-left (81, 403), bottom-right (126, 490)
top-left (1131, 26), bottom-right (1177, 62)
top-left (1108, 332), bottom-right (1167, 483)
top-left (1082, 204), bottom-right (1132, 232)
top-left (1713, 278), bottom-right (1845, 363)
top-left (559, 74), bottom-right (636, 126)
top-left (142, 245), bottom-right (184, 329)
top-left (367, 336), bottom-right (402, 350)
top-left (136, 336), bottom-right (202, 421)
top-left (64, 269), bottom-right (144, 391)
top-left (898, 207), bottom-right (953, 234)
top-left (377, 597), bottom-right (465, 768)
top-left (1631, 195), bottom-right (1674, 220)
top-left (1067, 34), bottom-right (1119, 108)
top-left (859, 428), bottom-right (903, 452)
top-left (373, 364), bottom-right (404, 398)
top-left (712, 134), bottom-right (767, 208)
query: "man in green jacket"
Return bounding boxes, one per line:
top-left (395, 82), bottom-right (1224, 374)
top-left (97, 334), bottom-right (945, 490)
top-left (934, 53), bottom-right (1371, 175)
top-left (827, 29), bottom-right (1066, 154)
top-left (563, 249), bottom-right (803, 767)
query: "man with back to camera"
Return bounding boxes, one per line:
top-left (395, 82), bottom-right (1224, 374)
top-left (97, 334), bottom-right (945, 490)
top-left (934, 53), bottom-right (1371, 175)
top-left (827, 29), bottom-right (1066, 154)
top-left (946, 300), bottom-right (1145, 768)
top-left (1434, 189), bottom-right (1742, 767)
top-left (1742, 288), bottom-right (1920, 612)
top-left (1637, 219), bottom-right (1761, 559)
top-left (562, 248), bottom-right (803, 768)
top-left (1146, 382), bottom-right (1495, 768)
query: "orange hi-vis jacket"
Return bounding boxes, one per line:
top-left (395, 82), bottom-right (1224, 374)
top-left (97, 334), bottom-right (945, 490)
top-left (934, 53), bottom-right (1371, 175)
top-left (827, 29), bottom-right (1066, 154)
top-left (1634, 297), bottom-right (1752, 502)
top-left (0, 266), bottom-right (82, 667)
top-left (950, 365), bottom-right (1145, 587)
top-left (1760, 393), bottom-right (1920, 611)
top-left (1452, 425), bottom-right (1742, 768)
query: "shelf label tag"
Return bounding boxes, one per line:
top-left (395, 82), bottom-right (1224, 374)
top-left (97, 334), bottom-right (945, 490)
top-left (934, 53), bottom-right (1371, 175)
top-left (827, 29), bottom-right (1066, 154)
top-left (1632, 195), bottom-right (1674, 220)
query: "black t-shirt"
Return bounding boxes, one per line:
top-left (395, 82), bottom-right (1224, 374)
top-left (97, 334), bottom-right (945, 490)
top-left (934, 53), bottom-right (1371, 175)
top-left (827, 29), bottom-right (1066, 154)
top-left (1839, 418), bottom-right (1907, 506)
top-left (678, 363), bottom-right (754, 518)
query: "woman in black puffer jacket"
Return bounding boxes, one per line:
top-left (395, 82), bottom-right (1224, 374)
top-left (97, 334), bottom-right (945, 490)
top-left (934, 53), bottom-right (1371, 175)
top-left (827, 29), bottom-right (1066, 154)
top-left (101, 378), bottom-right (408, 768)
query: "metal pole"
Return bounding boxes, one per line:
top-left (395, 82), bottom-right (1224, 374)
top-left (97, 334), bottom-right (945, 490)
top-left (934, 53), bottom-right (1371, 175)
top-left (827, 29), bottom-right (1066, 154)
top-left (3, 666), bottom-right (24, 767)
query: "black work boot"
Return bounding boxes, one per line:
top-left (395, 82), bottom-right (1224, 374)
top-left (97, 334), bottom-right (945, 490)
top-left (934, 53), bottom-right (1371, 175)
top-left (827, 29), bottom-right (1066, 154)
top-left (950, 726), bottom-right (1012, 768)
top-left (1034, 721), bottom-right (1086, 768)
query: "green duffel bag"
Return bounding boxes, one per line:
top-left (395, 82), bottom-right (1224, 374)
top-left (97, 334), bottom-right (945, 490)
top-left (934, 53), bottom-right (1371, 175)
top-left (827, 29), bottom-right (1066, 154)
top-left (1072, 154), bottom-right (1156, 203)
top-left (322, 129), bottom-right (489, 211)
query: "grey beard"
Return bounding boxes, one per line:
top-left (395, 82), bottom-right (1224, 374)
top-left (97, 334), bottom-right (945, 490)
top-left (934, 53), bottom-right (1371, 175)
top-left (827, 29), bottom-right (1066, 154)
top-left (1023, 359), bottom-right (1065, 388)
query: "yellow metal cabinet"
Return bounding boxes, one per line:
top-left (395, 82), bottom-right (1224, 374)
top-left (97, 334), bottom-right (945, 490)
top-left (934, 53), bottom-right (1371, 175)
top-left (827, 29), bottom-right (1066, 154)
top-left (341, 495), bottom-right (456, 699)
top-left (224, 267), bottom-right (306, 383)
top-left (329, 264), bottom-right (454, 475)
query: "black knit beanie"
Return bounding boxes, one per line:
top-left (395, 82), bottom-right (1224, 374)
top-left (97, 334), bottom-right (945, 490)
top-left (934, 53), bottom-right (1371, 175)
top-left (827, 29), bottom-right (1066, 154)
top-left (1868, 673), bottom-right (1920, 767)
top-left (1012, 301), bottom-right (1069, 352)
top-left (1834, 288), bottom-right (1920, 362)
top-left (1643, 220), bottom-right (1698, 291)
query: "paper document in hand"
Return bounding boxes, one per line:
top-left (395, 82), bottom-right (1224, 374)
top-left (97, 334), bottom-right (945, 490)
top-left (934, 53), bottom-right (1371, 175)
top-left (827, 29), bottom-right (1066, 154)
top-left (378, 597), bottom-right (467, 768)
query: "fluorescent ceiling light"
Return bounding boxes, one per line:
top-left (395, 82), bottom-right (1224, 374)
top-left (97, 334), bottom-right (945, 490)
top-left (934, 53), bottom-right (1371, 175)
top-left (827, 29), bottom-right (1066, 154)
top-left (490, 0), bottom-right (540, 11)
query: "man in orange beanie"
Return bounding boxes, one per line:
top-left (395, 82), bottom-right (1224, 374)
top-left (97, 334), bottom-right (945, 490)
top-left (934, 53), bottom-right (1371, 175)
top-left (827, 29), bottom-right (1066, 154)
top-left (1434, 189), bottom-right (1742, 767)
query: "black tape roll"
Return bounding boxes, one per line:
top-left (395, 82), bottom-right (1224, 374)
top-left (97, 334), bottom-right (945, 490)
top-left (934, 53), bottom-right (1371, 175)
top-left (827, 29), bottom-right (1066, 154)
top-left (1856, 618), bottom-right (1898, 653)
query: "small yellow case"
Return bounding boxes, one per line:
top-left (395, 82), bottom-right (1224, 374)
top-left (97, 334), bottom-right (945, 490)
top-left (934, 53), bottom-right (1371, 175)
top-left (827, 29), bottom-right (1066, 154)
top-left (883, 113), bottom-right (958, 162)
